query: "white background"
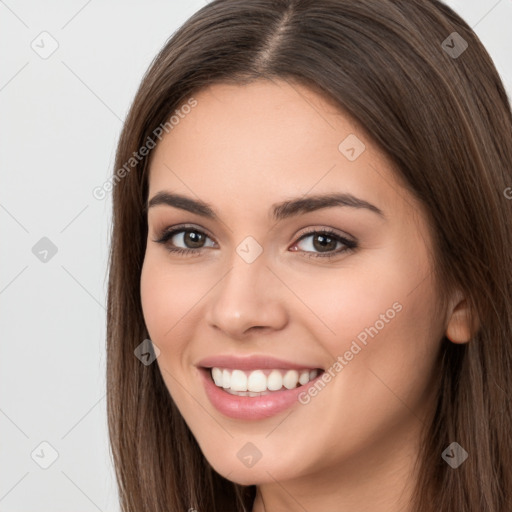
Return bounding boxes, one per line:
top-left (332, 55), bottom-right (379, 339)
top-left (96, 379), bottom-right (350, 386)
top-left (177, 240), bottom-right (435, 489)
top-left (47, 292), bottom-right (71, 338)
top-left (1, 1), bottom-right (511, 510)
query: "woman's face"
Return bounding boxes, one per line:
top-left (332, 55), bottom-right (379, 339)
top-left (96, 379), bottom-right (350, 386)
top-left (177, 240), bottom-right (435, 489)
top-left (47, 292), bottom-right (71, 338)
top-left (140, 79), bottom-right (447, 488)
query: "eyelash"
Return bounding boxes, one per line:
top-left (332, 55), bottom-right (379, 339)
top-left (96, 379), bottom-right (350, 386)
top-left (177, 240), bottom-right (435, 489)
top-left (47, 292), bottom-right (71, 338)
top-left (152, 224), bottom-right (358, 260)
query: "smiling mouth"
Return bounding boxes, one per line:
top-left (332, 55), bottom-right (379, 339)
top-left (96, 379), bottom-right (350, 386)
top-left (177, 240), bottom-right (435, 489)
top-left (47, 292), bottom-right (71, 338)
top-left (206, 367), bottom-right (325, 396)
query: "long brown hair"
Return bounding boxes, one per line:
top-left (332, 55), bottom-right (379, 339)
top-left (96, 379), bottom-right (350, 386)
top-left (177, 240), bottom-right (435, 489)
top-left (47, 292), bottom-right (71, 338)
top-left (106, 1), bottom-right (512, 510)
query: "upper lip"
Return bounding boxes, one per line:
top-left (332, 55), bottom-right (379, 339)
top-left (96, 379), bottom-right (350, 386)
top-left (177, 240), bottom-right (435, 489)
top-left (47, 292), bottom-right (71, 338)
top-left (196, 354), bottom-right (323, 371)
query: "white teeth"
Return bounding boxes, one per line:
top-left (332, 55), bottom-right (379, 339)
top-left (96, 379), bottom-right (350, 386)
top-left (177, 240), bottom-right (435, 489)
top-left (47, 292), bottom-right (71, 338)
top-left (222, 369), bottom-right (231, 389)
top-left (299, 370), bottom-right (310, 385)
top-left (226, 389), bottom-right (270, 397)
top-left (267, 370), bottom-right (283, 391)
top-left (283, 370), bottom-right (299, 389)
top-left (212, 367), bottom-right (223, 386)
top-left (230, 370), bottom-right (248, 391)
top-left (247, 370), bottom-right (267, 392)
top-left (210, 367), bottom-right (321, 393)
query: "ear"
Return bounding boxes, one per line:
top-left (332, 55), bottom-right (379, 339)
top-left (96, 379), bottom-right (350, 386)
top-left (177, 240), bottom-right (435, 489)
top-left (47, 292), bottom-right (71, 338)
top-left (445, 289), bottom-right (479, 344)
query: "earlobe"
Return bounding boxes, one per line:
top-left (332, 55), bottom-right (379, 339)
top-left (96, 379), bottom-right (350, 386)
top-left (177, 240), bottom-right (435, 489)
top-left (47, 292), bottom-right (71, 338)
top-left (445, 291), bottom-right (479, 344)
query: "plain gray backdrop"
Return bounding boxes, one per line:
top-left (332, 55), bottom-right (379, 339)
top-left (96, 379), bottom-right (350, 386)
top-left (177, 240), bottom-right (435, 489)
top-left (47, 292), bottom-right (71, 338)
top-left (1, 0), bottom-right (511, 510)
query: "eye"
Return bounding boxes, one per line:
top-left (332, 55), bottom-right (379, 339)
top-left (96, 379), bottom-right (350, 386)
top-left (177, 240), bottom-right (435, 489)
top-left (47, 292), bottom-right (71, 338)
top-left (153, 225), bottom-right (357, 259)
top-left (153, 225), bottom-right (216, 257)
top-left (291, 228), bottom-right (357, 259)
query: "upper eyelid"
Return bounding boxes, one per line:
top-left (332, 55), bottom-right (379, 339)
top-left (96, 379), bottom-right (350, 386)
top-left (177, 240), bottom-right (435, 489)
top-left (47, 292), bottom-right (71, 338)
top-left (155, 224), bottom-right (354, 246)
top-left (296, 227), bottom-right (353, 240)
top-left (154, 223), bottom-right (216, 240)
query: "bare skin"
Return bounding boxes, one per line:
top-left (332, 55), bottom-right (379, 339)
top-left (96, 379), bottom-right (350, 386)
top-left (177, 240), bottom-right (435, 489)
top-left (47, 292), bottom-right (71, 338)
top-left (140, 79), bottom-right (474, 512)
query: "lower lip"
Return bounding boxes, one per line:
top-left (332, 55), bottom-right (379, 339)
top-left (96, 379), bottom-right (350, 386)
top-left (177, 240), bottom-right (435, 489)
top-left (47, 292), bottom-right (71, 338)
top-left (199, 368), bottom-right (324, 420)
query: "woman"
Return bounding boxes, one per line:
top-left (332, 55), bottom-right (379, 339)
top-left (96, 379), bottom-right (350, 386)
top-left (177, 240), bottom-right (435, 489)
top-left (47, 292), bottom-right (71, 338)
top-left (106, 1), bottom-right (512, 510)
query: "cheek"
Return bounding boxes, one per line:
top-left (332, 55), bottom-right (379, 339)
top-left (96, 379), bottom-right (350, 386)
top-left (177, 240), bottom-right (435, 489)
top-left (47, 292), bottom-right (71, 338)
top-left (140, 255), bottom-right (196, 349)
top-left (291, 249), bottom-right (440, 392)
top-left (287, 256), bottom-right (407, 348)
top-left (307, 242), bottom-right (434, 344)
top-left (140, 259), bottom-right (168, 340)
top-left (140, 256), bottom-right (199, 406)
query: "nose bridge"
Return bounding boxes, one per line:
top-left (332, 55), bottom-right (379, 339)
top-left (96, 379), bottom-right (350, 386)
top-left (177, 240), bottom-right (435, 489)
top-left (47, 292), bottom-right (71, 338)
top-left (206, 241), bottom-right (288, 336)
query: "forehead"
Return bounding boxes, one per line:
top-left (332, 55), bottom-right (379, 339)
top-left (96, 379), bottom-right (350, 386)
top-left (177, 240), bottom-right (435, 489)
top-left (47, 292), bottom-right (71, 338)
top-left (147, 79), bottom-right (414, 222)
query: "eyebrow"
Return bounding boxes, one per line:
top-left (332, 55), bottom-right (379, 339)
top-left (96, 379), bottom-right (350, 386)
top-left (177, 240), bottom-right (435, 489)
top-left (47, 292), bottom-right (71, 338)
top-left (146, 191), bottom-right (385, 221)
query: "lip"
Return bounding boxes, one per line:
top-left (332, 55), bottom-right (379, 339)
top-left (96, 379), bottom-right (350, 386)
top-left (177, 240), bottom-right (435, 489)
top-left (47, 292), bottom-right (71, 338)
top-left (198, 366), bottom-right (325, 421)
top-left (196, 354), bottom-right (323, 371)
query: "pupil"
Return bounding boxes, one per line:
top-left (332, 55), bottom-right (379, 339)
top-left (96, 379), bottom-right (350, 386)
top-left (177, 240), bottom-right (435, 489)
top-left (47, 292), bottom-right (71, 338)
top-left (313, 234), bottom-right (335, 252)
top-left (185, 230), bottom-right (204, 248)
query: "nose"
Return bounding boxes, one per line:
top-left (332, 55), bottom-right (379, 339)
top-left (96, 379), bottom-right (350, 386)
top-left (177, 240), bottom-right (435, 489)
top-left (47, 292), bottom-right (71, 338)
top-left (205, 251), bottom-right (289, 338)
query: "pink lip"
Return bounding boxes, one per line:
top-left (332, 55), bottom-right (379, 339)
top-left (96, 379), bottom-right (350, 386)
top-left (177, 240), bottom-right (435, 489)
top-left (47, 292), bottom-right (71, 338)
top-left (196, 354), bottom-right (323, 371)
top-left (198, 367), bottom-right (324, 421)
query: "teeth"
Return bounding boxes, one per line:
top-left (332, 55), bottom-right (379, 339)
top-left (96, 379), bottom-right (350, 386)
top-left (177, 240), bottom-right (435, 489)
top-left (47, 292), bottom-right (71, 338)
top-left (222, 369), bottom-right (231, 389)
top-left (230, 370), bottom-right (248, 391)
top-left (210, 367), bottom-right (320, 393)
top-left (212, 367), bottom-right (223, 386)
top-left (247, 370), bottom-right (267, 392)
top-left (267, 369), bottom-right (284, 391)
top-left (299, 371), bottom-right (310, 385)
top-left (225, 389), bottom-right (271, 397)
top-left (283, 369), bottom-right (299, 389)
